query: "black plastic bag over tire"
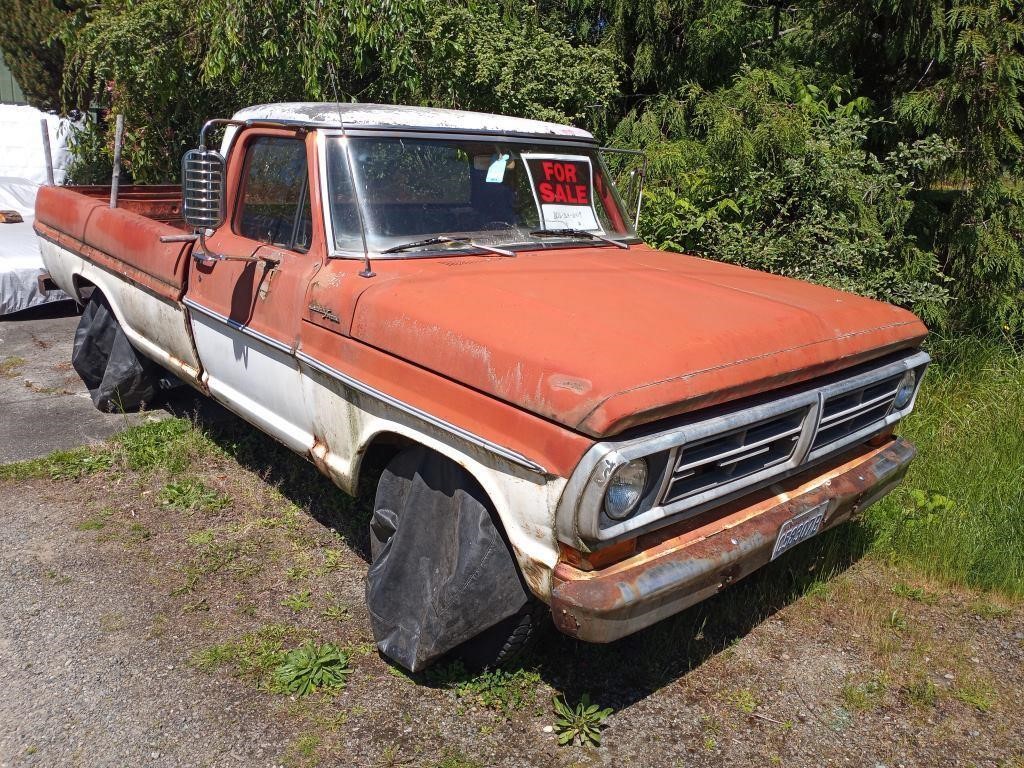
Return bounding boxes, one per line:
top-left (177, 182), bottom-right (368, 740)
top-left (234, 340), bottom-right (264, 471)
top-left (72, 293), bottom-right (161, 412)
top-left (366, 446), bottom-right (532, 673)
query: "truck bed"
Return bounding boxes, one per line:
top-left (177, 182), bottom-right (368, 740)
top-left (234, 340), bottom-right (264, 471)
top-left (34, 185), bottom-right (194, 301)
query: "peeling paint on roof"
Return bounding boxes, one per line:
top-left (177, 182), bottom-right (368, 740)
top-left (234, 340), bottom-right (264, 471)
top-left (230, 102), bottom-right (593, 139)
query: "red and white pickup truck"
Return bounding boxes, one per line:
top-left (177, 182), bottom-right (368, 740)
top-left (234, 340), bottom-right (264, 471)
top-left (35, 103), bottom-right (928, 671)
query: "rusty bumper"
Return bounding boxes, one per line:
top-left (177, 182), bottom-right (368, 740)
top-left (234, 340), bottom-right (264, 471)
top-left (550, 437), bottom-right (916, 642)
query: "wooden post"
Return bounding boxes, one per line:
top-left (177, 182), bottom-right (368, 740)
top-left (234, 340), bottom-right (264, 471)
top-left (39, 119), bottom-right (54, 186)
top-left (110, 113), bottom-right (124, 208)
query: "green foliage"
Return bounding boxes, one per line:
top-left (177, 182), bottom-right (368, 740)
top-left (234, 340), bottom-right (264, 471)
top-left (453, 666), bottom-right (542, 714)
top-left (51, 0), bottom-right (1024, 330)
top-left (617, 69), bottom-right (954, 324)
top-left (552, 693), bottom-right (613, 747)
top-left (159, 478), bottom-right (230, 513)
top-left (272, 642), bottom-right (352, 696)
top-left (281, 590), bottom-right (312, 613)
top-left (194, 623), bottom-right (302, 686)
top-left (864, 338), bottom-right (1024, 596)
top-left (408, 4), bottom-right (619, 126)
top-left (0, 0), bottom-right (66, 108)
top-left (114, 417), bottom-right (209, 473)
top-left (0, 446), bottom-right (114, 482)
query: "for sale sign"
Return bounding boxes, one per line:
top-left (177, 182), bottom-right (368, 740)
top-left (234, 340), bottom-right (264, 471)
top-left (522, 153), bottom-right (602, 232)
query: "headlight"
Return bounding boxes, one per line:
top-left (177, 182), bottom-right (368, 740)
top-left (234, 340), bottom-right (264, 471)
top-left (604, 458), bottom-right (649, 520)
top-left (893, 369), bottom-right (917, 410)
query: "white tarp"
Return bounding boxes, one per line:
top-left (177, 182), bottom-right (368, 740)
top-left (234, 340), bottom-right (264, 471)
top-left (0, 105), bottom-right (76, 315)
top-left (0, 104), bottom-right (74, 185)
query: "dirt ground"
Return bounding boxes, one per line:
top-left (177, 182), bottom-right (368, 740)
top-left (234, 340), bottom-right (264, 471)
top-left (1, 407), bottom-right (1021, 768)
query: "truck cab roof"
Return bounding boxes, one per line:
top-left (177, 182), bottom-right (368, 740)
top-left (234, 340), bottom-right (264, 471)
top-left (229, 103), bottom-right (595, 140)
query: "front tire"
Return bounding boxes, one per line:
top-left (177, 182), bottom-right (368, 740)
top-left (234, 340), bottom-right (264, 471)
top-left (365, 445), bottom-right (546, 672)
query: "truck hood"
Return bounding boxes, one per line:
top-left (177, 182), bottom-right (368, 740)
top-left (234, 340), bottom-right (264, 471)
top-left (349, 246), bottom-right (927, 437)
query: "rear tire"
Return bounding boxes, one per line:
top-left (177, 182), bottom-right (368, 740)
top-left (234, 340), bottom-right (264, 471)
top-left (72, 291), bottom-right (164, 412)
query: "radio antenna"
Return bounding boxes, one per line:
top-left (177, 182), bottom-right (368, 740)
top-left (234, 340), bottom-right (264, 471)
top-left (326, 56), bottom-right (375, 278)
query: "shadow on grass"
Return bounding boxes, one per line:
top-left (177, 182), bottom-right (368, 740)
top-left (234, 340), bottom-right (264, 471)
top-left (161, 389), bottom-right (374, 558)
top-left (163, 389), bottom-right (871, 708)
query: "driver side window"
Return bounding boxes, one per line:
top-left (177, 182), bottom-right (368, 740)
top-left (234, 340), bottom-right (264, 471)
top-left (237, 136), bottom-right (312, 252)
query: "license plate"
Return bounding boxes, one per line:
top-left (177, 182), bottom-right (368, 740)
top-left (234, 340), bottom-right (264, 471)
top-left (771, 502), bottom-right (828, 561)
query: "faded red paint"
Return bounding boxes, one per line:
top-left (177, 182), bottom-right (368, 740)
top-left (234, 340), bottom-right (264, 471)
top-left (549, 438), bottom-right (916, 642)
top-left (347, 248), bottom-right (926, 437)
top-left (35, 126), bottom-right (926, 478)
top-left (35, 185), bottom-right (191, 301)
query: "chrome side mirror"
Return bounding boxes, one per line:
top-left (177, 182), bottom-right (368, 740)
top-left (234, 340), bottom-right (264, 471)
top-left (181, 148), bottom-right (225, 231)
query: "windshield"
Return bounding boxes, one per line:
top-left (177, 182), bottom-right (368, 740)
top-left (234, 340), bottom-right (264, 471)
top-left (323, 135), bottom-right (635, 255)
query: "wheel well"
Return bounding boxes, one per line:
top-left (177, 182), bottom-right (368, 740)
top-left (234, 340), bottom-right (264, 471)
top-left (71, 275), bottom-right (97, 304)
top-left (354, 431), bottom-right (415, 499)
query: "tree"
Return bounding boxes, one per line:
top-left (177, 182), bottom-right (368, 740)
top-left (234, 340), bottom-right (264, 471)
top-left (0, 0), bottom-right (67, 109)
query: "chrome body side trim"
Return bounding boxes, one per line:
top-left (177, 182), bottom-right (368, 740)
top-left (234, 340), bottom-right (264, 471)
top-left (182, 297), bottom-right (293, 355)
top-left (294, 352), bottom-right (547, 475)
top-left (181, 297), bottom-right (547, 475)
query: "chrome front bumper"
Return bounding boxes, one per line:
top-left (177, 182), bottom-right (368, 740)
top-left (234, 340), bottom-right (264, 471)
top-left (549, 437), bottom-right (916, 642)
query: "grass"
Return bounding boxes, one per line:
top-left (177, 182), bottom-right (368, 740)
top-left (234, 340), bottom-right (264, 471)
top-left (0, 355), bottom-right (26, 377)
top-left (159, 478), bottom-right (231, 513)
top-left (0, 446), bottom-right (114, 482)
top-left (841, 672), bottom-right (889, 711)
top-left (194, 623), bottom-right (308, 687)
top-left (952, 678), bottom-right (997, 712)
top-left (862, 338), bottom-right (1024, 598)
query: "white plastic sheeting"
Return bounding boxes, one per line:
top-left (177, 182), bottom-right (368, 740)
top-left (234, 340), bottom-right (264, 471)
top-left (0, 104), bottom-right (74, 185)
top-left (0, 104), bottom-right (76, 315)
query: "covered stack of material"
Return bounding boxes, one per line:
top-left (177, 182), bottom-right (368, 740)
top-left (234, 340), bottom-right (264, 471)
top-left (0, 104), bottom-right (75, 315)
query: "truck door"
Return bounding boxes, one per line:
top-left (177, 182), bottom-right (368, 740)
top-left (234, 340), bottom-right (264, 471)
top-left (183, 128), bottom-right (323, 453)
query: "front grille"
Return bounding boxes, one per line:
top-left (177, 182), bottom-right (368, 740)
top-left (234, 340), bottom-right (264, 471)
top-left (812, 373), bottom-right (903, 451)
top-left (662, 409), bottom-right (806, 505)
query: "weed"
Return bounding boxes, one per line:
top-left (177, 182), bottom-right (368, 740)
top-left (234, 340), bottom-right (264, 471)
top-left (321, 549), bottom-right (347, 572)
top-left (454, 667), bottom-right (542, 714)
top-left (971, 600), bottom-right (1013, 620)
top-left (727, 688), bottom-right (757, 714)
top-left (841, 672), bottom-right (889, 711)
top-left (193, 623), bottom-right (306, 687)
top-left (885, 608), bottom-right (909, 632)
top-left (1, 446), bottom-right (114, 482)
top-left (552, 693), bottom-right (613, 747)
top-left (434, 753), bottom-right (484, 768)
top-left (284, 732), bottom-right (320, 764)
top-left (320, 603), bottom-right (351, 622)
top-left (75, 517), bottom-right (107, 531)
top-left (127, 522), bottom-right (152, 540)
top-left (286, 565), bottom-right (308, 581)
top-left (98, 612), bottom-right (125, 632)
top-left (115, 417), bottom-right (210, 474)
top-left (0, 356), bottom-right (26, 377)
top-left (804, 580), bottom-right (830, 600)
top-left (282, 591), bottom-right (312, 613)
top-left (905, 677), bottom-right (938, 708)
top-left (891, 582), bottom-right (939, 604)
top-left (953, 679), bottom-right (996, 712)
top-left (159, 478), bottom-right (230, 513)
top-left (187, 530), bottom-right (215, 547)
top-left (272, 642), bottom-right (352, 696)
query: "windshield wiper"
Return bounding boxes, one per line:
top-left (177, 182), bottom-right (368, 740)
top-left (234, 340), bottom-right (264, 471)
top-left (529, 228), bottom-right (630, 250)
top-left (381, 235), bottom-right (514, 257)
